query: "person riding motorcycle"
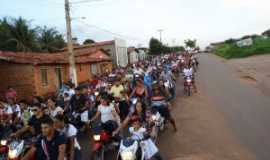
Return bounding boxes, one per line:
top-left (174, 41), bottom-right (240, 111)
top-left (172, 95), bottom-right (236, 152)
top-left (12, 103), bottom-right (51, 138)
top-left (183, 65), bottom-right (198, 93)
top-left (54, 114), bottom-right (82, 160)
top-left (128, 118), bottom-right (163, 160)
top-left (112, 98), bottom-right (146, 136)
top-left (151, 86), bottom-right (177, 132)
top-left (130, 78), bottom-right (149, 105)
top-left (22, 117), bottom-right (67, 160)
top-left (47, 97), bottom-right (64, 118)
top-left (89, 96), bottom-right (121, 136)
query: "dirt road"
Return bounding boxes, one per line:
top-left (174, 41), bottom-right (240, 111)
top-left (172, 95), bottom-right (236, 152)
top-left (80, 53), bottom-right (270, 159)
top-left (196, 54), bottom-right (270, 160)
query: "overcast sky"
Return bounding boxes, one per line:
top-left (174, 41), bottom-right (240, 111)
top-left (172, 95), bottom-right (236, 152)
top-left (1, 0), bottom-right (270, 47)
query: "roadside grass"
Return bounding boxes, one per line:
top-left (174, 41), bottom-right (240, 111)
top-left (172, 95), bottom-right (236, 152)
top-left (214, 37), bottom-right (270, 59)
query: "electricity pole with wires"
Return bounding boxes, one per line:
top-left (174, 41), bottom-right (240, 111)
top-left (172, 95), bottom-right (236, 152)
top-left (65, 0), bottom-right (78, 86)
top-left (157, 29), bottom-right (163, 44)
top-left (157, 29), bottom-right (164, 55)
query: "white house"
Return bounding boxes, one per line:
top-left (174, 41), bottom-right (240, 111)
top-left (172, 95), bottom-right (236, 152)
top-left (114, 38), bottom-right (128, 67)
top-left (138, 48), bottom-right (147, 60)
top-left (127, 47), bottom-right (139, 64)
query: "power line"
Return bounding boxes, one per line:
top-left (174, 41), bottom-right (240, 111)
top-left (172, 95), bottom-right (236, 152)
top-left (70, 0), bottom-right (103, 5)
top-left (76, 19), bottom-right (140, 40)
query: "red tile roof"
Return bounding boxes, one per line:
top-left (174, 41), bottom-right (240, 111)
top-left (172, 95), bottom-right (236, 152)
top-left (0, 49), bottom-right (111, 65)
top-left (59, 40), bottom-right (115, 52)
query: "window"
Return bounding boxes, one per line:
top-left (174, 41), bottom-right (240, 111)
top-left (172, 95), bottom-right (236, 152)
top-left (40, 68), bottom-right (48, 86)
top-left (91, 64), bottom-right (97, 75)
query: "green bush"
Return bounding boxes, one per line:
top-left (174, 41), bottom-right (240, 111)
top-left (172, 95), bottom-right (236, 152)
top-left (214, 37), bottom-right (270, 59)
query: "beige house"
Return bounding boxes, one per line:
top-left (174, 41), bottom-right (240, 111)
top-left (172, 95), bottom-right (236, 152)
top-left (63, 39), bottom-right (128, 67)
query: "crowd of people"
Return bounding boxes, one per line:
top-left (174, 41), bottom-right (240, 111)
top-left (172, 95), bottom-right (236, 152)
top-left (0, 52), bottom-right (198, 160)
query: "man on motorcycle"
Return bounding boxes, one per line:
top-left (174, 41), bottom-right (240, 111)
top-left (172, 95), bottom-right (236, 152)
top-left (183, 65), bottom-right (198, 93)
top-left (151, 86), bottom-right (177, 132)
top-left (160, 69), bottom-right (176, 101)
top-left (22, 117), bottom-right (67, 160)
top-left (12, 103), bottom-right (51, 138)
top-left (54, 114), bottom-right (82, 160)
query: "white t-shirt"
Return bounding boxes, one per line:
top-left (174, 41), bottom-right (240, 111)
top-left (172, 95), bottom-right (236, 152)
top-left (129, 127), bottom-right (146, 140)
top-left (65, 89), bottom-right (75, 98)
top-left (98, 105), bottom-right (115, 123)
top-left (50, 106), bottom-right (64, 118)
top-left (4, 104), bottom-right (13, 115)
top-left (63, 124), bottom-right (81, 150)
top-left (183, 68), bottom-right (193, 77)
top-left (13, 104), bottom-right (21, 118)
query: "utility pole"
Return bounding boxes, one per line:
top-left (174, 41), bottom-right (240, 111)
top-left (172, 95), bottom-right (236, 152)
top-left (157, 29), bottom-right (164, 55)
top-left (157, 29), bottom-right (163, 44)
top-left (65, 0), bottom-right (78, 86)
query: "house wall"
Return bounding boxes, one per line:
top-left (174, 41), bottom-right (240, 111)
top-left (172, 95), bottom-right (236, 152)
top-left (99, 62), bottom-right (113, 73)
top-left (0, 62), bottom-right (35, 101)
top-left (34, 64), bottom-right (68, 97)
top-left (96, 44), bottom-right (117, 66)
top-left (0, 61), bottom-right (113, 100)
top-left (129, 51), bottom-right (139, 64)
top-left (76, 63), bottom-right (91, 84)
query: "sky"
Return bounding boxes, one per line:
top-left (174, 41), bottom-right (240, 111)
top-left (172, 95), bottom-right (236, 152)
top-left (1, 0), bottom-right (270, 48)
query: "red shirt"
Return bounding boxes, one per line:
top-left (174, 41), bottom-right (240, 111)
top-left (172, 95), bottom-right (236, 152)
top-left (5, 90), bottom-right (17, 100)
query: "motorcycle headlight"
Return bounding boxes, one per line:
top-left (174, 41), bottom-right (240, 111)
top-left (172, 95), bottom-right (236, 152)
top-left (8, 149), bottom-right (18, 159)
top-left (94, 92), bottom-right (99, 96)
top-left (187, 79), bottom-right (192, 83)
top-left (152, 115), bottom-right (157, 121)
top-left (0, 140), bottom-right (7, 146)
top-left (121, 151), bottom-right (134, 160)
top-left (93, 135), bottom-right (101, 141)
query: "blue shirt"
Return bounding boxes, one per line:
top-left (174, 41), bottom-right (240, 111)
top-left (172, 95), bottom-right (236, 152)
top-left (144, 74), bottom-right (153, 87)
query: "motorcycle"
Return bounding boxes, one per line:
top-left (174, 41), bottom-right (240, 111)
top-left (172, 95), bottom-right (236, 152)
top-left (90, 121), bottom-right (117, 160)
top-left (184, 76), bottom-right (193, 96)
top-left (147, 109), bottom-right (165, 143)
top-left (117, 136), bottom-right (159, 160)
top-left (3, 136), bottom-right (36, 160)
top-left (0, 125), bottom-right (12, 160)
top-left (191, 59), bottom-right (198, 72)
top-left (149, 97), bottom-right (166, 142)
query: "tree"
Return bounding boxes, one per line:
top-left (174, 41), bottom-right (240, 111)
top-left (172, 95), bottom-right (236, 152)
top-left (0, 17), bottom-right (38, 52)
top-left (149, 38), bottom-right (163, 54)
top-left (262, 29), bottom-right (270, 37)
top-left (37, 26), bottom-right (66, 52)
top-left (83, 39), bottom-right (95, 45)
top-left (184, 39), bottom-right (196, 50)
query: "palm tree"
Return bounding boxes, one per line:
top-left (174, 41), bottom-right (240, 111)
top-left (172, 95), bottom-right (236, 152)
top-left (37, 26), bottom-right (66, 53)
top-left (5, 17), bottom-right (38, 52)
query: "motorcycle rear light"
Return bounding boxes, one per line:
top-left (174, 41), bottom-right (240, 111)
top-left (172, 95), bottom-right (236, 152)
top-left (0, 146), bottom-right (8, 153)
